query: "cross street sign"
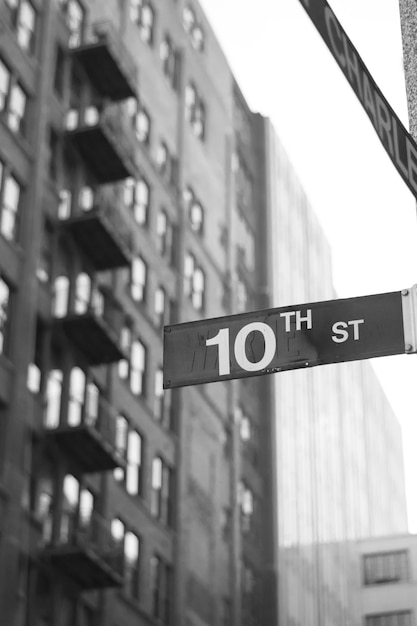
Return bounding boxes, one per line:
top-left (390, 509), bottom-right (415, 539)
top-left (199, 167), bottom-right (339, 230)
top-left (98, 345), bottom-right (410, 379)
top-left (297, 0), bottom-right (417, 201)
top-left (163, 289), bottom-right (417, 389)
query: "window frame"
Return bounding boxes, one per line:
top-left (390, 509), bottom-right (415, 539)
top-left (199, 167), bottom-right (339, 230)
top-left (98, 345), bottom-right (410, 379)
top-left (0, 168), bottom-right (22, 242)
top-left (150, 554), bottom-right (172, 623)
top-left (119, 328), bottom-right (147, 397)
top-left (185, 81), bottom-right (206, 140)
top-left (6, 0), bottom-right (37, 54)
top-left (129, 0), bottom-right (155, 46)
top-left (130, 255), bottom-right (147, 303)
top-left (0, 275), bottom-right (11, 357)
top-left (184, 252), bottom-right (205, 311)
top-left (111, 517), bottom-right (141, 599)
top-left (363, 550), bottom-right (410, 585)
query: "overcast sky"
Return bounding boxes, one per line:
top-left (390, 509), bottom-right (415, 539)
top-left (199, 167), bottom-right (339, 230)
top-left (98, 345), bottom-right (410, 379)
top-left (199, 0), bottom-right (417, 531)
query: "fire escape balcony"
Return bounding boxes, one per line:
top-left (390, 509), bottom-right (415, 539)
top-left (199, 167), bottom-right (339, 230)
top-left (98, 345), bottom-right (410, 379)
top-left (71, 20), bottom-right (137, 101)
top-left (65, 106), bottom-right (138, 183)
top-left (40, 510), bottom-right (124, 589)
top-left (61, 188), bottom-right (134, 270)
top-left (44, 397), bottom-right (126, 473)
top-left (54, 287), bottom-right (125, 365)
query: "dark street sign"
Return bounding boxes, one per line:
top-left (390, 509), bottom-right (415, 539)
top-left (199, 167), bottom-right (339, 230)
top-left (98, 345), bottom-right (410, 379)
top-left (163, 291), bottom-right (406, 389)
top-left (297, 0), bottom-right (417, 201)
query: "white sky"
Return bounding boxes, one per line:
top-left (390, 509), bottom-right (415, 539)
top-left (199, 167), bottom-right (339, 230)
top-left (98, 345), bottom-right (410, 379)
top-left (199, 0), bottom-right (417, 532)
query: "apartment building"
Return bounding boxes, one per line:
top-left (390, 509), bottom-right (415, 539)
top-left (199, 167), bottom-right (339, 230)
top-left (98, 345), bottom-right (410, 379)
top-left (0, 1), bottom-right (277, 625)
top-left (359, 534), bottom-right (417, 626)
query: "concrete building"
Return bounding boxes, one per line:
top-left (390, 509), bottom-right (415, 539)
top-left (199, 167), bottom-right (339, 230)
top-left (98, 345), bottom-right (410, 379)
top-left (359, 533), bottom-right (417, 626)
top-left (0, 1), bottom-right (277, 625)
top-left (265, 128), bottom-right (409, 626)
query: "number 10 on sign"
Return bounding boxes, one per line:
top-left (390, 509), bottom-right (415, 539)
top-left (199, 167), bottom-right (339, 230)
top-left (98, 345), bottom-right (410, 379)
top-left (207, 322), bottom-right (277, 375)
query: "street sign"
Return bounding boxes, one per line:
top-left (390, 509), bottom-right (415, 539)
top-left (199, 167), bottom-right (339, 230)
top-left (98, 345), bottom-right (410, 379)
top-left (297, 0), bottom-right (417, 201)
top-left (163, 290), bottom-right (411, 389)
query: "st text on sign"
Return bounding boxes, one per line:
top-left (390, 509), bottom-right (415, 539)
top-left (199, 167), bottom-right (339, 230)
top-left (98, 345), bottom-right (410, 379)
top-left (163, 291), bottom-right (405, 389)
top-left (297, 0), bottom-right (417, 201)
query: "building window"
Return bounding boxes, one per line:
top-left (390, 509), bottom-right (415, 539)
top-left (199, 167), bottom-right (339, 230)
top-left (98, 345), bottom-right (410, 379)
top-left (239, 410), bottom-right (251, 442)
top-left (114, 420), bottom-right (144, 498)
top-left (184, 187), bottom-right (204, 235)
top-left (27, 319), bottom-right (45, 394)
top-left (123, 177), bottom-right (150, 225)
top-left (0, 277), bottom-right (11, 356)
top-left (52, 275), bottom-right (70, 318)
top-left (184, 252), bottom-right (205, 311)
top-left (130, 256), bottom-right (147, 302)
top-left (236, 278), bottom-right (248, 313)
top-left (59, 0), bottom-right (85, 48)
top-left (183, 5), bottom-right (205, 51)
top-left (60, 474), bottom-right (80, 541)
top-left (129, 0), bottom-right (155, 45)
top-left (119, 329), bottom-right (146, 397)
top-left (79, 185), bottom-right (94, 211)
top-left (364, 551), bottom-right (410, 585)
top-left (6, 0), bottom-right (37, 53)
top-left (154, 368), bottom-right (164, 420)
top-left (154, 286), bottom-right (169, 328)
top-left (234, 153), bottom-right (255, 215)
top-left (365, 612), bottom-right (413, 626)
top-left (74, 272), bottom-right (91, 314)
top-left (125, 530), bottom-right (140, 598)
top-left (67, 366), bottom-right (86, 426)
top-left (58, 189), bottom-right (72, 220)
top-left (156, 142), bottom-right (167, 172)
top-left (150, 555), bottom-right (172, 624)
top-left (111, 519), bottom-right (141, 599)
top-left (154, 368), bottom-right (171, 428)
top-left (8, 83), bottom-right (27, 134)
top-left (185, 82), bottom-right (206, 140)
top-left (127, 98), bottom-right (151, 145)
top-left (236, 216), bottom-right (255, 272)
top-left (126, 430), bottom-right (143, 496)
top-left (156, 209), bottom-right (173, 260)
top-left (160, 35), bottom-right (178, 89)
top-left (156, 141), bottom-right (178, 187)
top-left (17, 0), bottom-right (36, 51)
top-left (0, 60), bottom-right (28, 137)
top-left (0, 167), bottom-right (21, 242)
top-left (131, 339), bottom-right (146, 395)
top-left (151, 456), bottom-right (173, 526)
top-left (237, 407), bottom-right (259, 468)
top-left (113, 414), bottom-right (128, 482)
top-left (115, 414), bottom-right (128, 461)
top-left (136, 107), bottom-right (151, 145)
top-left (238, 481), bottom-right (254, 535)
top-left (0, 59), bottom-right (11, 112)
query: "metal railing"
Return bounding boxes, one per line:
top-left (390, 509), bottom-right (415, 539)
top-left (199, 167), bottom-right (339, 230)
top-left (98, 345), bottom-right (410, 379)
top-left (83, 396), bottom-right (123, 460)
top-left (92, 20), bottom-right (137, 93)
top-left (44, 508), bottom-right (125, 577)
top-left (74, 186), bottom-right (134, 258)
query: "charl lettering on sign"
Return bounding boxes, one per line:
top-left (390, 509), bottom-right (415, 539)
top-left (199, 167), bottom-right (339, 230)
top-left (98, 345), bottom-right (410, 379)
top-left (298, 0), bottom-right (417, 200)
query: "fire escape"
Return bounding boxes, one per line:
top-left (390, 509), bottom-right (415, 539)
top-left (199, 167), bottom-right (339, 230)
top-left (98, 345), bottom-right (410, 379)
top-left (39, 19), bottom-right (139, 591)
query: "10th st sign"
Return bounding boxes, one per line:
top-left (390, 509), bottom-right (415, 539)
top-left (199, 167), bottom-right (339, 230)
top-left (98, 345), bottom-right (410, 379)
top-left (163, 290), bottom-right (411, 389)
